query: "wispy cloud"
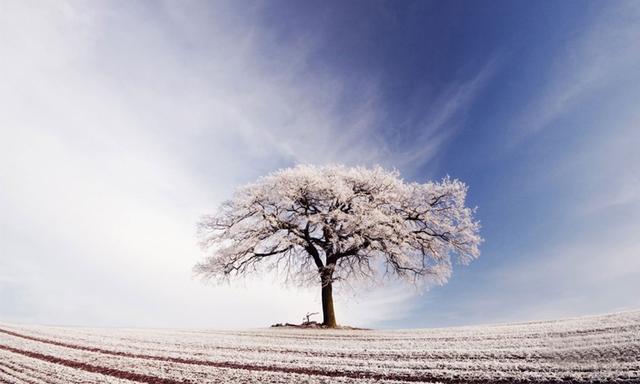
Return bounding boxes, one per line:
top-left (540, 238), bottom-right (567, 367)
top-left (393, 58), bottom-right (499, 174)
top-left (465, 1), bottom-right (640, 324)
top-left (8, 0), bottom-right (633, 330)
top-left (493, 226), bottom-right (640, 321)
top-left (0, 0), bottom-right (357, 327)
top-left (0, 1), bottom-right (493, 328)
top-left (511, 1), bottom-right (640, 219)
top-left (512, 1), bottom-right (640, 142)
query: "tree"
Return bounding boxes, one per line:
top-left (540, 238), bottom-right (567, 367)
top-left (195, 165), bottom-right (481, 328)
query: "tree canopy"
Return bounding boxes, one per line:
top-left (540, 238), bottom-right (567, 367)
top-left (196, 165), bottom-right (481, 327)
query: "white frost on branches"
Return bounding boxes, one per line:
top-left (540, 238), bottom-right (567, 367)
top-left (195, 165), bottom-right (481, 289)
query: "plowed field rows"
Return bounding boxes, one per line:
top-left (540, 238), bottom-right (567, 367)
top-left (1, 311), bottom-right (638, 383)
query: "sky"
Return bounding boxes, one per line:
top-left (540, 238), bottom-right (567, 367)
top-left (1, 0), bottom-right (639, 329)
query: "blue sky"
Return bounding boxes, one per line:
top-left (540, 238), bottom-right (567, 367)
top-left (1, 0), bottom-right (639, 329)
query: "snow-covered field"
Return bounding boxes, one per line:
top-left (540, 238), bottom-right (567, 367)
top-left (1, 311), bottom-right (638, 383)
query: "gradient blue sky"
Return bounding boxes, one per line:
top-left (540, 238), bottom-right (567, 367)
top-left (1, 0), bottom-right (639, 329)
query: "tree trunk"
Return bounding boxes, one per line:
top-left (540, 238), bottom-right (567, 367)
top-left (321, 268), bottom-right (337, 328)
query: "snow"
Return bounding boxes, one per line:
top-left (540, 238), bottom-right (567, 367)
top-left (1, 310), bottom-right (638, 383)
top-left (196, 164), bottom-right (482, 290)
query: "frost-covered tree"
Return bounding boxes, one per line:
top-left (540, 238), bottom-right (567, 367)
top-left (195, 165), bottom-right (481, 328)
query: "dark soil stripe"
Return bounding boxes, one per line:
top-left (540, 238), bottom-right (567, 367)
top-left (0, 364), bottom-right (41, 384)
top-left (20, 325), bottom-right (639, 361)
top-left (2, 338), bottom-right (434, 384)
top-left (0, 367), bottom-right (20, 384)
top-left (0, 360), bottom-right (55, 384)
top-left (0, 344), bottom-right (186, 384)
top-left (0, 328), bottom-right (632, 384)
top-left (0, 327), bottom-right (547, 362)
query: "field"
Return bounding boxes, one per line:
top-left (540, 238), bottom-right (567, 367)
top-left (1, 311), bottom-right (638, 384)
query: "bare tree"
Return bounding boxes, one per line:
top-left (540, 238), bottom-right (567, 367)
top-left (195, 165), bottom-right (481, 328)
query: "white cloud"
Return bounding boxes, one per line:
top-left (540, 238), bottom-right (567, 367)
top-left (392, 57), bottom-right (499, 175)
top-left (491, 229), bottom-right (640, 322)
top-left (426, 2), bottom-right (640, 327)
top-left (512, 1), bottom-right (640, 142)
top-left (1, 1), bottom-right (489, 328)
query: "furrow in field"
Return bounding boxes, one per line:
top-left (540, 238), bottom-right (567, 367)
top-left (14, 313), bottom-right (640, 346)
top-left (0, 311), bottom-right (638, 383)
top-left (206, 325), bottom-right (640, 343)
top-left (0, 344), bottom-right (188, 384)
top-left (0, 348), bottom-right (146, 384)
top-left (0, 363), bottom-right (43, 384)
top-left (0, 367), bottom-right (21, 384)
top-left (3, 320), bottom-right (640, 351)
top-left (0, 342), bottom-right (625, 384)
top-left (1, 325), bottom-right (629, 375)
top-left (1, 356), bottom-right (125, 384)
top-left (0, 341), bottom-right (428, 384)
top-left (2, 325), bottom-right (638, 368)
top-left (0, 361), bottom-right (63, 384)
top-left (0, 372), bottom-right (15, 384)
top-left (2, 329), bottom-right (638, 383)
top-left (0, 360), bottom-right (59, 384)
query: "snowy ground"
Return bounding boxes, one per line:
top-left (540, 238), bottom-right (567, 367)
top-left (0, 310), bottom-right (638, 383)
